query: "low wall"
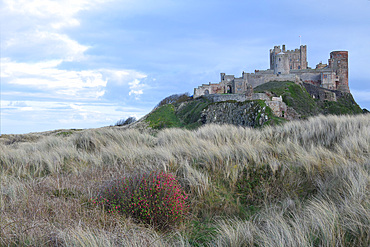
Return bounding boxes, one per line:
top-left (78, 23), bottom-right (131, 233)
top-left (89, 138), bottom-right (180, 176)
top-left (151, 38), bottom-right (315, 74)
top-left (203, 93), bottom-right (270, 103)
top-left (202, 94), bottom-right (249, 102)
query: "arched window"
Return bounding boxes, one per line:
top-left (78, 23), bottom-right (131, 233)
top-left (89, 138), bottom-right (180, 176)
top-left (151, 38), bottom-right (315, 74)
top-left (204, 89), bottom-right (209, 95)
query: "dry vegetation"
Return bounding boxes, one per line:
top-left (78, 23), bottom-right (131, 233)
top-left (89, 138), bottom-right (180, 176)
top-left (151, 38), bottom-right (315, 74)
top-left (0, 114), bottom-right (369, 246)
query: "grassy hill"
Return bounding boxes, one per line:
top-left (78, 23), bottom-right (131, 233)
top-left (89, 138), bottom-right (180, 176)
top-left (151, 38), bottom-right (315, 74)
top-left (142, 81), bottom-right (363, 131)
top-left (254, 81), bottom-right (363, 118)
top-left (143, 95), bottom-right (284, 130)
top-left (145, 97), bottom-right (211, 130)
top-left (1, 114), bottom-right (369, 246)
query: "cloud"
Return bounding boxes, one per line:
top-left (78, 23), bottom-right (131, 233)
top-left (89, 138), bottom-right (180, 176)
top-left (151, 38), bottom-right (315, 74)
top-left (1, 0), bottom-right (110, 62)
top-left (7, 101), bottom-right (28, 107)
top-left (129, 79), bottom-right (144, 98)
top-left (2, 0), bottom-right (111, 29)
top-left (1, 58), bottom-right (149, 101)
top-left (1, 0), bottom-right (150, 102)
top-left (351, 90), bottom-right (370, 102)
top-left (4, 30), bottom-right (89, 62)
top-left (1, 58), bottom-right (106, 99)
top-left (102, 70), bottom-right (147, 86)
top-left (0, 100), bottom-right (150, 134)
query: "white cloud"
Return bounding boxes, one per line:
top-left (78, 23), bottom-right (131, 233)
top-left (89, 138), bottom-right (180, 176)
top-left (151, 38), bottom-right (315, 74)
top-left (0, 0), bottom-right (149, 101)
top-left (2, 0), bottom-right (111, 29)
top-left (3, 24), bottom-right (89, 62)
top-left (102, 70), bottom-right (147, 86)
top-left (351, 89), bottom-right (370, 102)
top-left (1, 58), bottom-right (148, 100)
top-left (1, 0), bottom-right (107, 63)
top-left (1, 58), bottom-right (106, 99)
top-left (7, 101), bottom-right (28, 107)
top-left (0, 100), bottom-right (150, 134)
top-left (128, 79), bottom-right (144, 98)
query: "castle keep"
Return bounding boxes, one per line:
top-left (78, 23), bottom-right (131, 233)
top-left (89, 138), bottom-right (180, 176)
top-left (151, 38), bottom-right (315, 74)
top-left (194, 45), bottom-right (349, 98)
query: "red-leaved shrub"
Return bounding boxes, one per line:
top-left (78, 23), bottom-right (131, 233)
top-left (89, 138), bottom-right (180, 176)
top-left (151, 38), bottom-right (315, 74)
top-left (93, 171), bottom-right (188, 230)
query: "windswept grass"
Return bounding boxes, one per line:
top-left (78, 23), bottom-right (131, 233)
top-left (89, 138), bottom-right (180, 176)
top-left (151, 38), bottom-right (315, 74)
top-left (0, 114), bottom-right (369, 246)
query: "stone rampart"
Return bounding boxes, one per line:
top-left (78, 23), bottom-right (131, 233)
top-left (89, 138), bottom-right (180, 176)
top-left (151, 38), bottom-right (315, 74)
top-left (202, 93), bottom-right (270, 103)
top-left (303, 83), bottom-right (338, 101)
top-left (202, 94), bottom-right (249, 103)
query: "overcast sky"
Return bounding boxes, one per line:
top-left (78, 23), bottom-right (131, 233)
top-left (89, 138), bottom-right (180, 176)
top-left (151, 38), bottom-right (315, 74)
top-left (1, 0), bottom-right (370, 134)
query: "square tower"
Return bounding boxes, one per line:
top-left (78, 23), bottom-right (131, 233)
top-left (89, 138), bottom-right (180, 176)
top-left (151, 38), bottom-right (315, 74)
top-left (270, 45), bottom-right (308, 71)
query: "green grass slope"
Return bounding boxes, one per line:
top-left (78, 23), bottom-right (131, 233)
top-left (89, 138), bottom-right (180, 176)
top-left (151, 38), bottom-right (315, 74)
top-left (317, 92), bottom-right (363, 115)
top-left (254, 81), bottom-right (363, 118)
top-left (144, 97), bottom-right (283, 130)
top-left (145, 97), bottom-right (210, 129)
top-left (145, 104), bottom-right (182, 129)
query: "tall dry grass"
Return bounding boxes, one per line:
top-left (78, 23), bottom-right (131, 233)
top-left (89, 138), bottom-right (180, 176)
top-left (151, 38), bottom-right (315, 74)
top-left (0, 114), bottom-right (369, 246)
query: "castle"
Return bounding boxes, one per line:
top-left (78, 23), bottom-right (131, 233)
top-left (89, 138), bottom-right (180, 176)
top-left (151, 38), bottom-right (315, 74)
top-left (194, 44), bottom-right (349, 98)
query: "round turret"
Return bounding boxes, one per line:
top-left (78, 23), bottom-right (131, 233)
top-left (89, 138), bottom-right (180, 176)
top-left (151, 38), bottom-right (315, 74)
top-left (329, 51), bottom-right (349, 92)
top-left (274, 52), bottom-right (290, 75)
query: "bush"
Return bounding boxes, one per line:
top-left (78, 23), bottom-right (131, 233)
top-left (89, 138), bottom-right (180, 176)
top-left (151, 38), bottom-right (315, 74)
top-left (155, 93), bottom-right (191, 108)
top-left (115, 117), bottom-right (137, 126)
top-left (93, 171), bottom-right (188, 230)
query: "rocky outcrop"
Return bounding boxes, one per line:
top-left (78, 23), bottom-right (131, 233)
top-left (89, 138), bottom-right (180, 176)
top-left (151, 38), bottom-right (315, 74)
top-left (201, 101), bottom-right (270, 127)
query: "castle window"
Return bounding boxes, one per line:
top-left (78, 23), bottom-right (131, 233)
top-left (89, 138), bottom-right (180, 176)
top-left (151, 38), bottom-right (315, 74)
top-left (279, 58), bottom-right (281, 61)
top-left (298, 66), bottom-right (301, 69)
top-left (227, 85), bottom-right (232, 94)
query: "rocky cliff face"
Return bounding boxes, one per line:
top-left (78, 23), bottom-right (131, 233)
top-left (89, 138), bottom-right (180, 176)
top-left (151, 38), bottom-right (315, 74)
top-left (200, 101), bottom-right (271, 127)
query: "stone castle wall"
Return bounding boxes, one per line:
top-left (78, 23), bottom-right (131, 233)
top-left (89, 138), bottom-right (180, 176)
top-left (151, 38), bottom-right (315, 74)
top-left (302, 82), bottom-right (346, 101)
top-left (202, 93), bottom-right (270, 103)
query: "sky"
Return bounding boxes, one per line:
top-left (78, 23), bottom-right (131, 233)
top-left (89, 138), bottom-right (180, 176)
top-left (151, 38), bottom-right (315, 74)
top-left (1, 0), bottom-right (370, 134)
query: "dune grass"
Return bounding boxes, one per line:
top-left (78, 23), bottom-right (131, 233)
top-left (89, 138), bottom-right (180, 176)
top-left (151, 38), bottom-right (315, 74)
top-left (0, 114), bottom-right (369, 246)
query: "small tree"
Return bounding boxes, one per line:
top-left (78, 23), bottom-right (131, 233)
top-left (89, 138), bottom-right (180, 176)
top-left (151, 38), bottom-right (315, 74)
top-left (123, 117), bottom-right (136, 125)
top-left (114, 117), bottom-right (137, 126)
top-left (155, 93), bottom-right (191, 108)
